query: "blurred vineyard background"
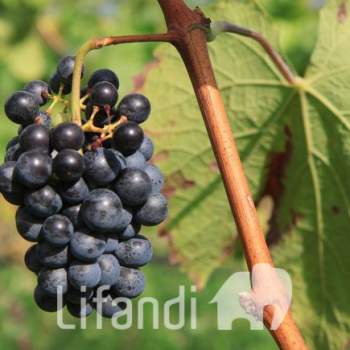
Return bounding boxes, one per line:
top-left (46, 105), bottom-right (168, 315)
top-left (0, 1), bottom-right (324, 349)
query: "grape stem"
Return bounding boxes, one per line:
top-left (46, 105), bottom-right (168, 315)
top-left (71, 33), bottom-right (177, 125)
top-left (208, 21), bottom-right (296, 84)
top-left (70, 2), bottom-right (307, 348)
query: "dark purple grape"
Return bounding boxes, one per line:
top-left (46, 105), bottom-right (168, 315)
top-left (112, 121), bottom-right (144, 156)
top-left (49, 73), bottom-right (72, 95)
top-left (70, 229), bottom-right (106, 262)
top-left (24, 80), bottom-right (49, 106)
top-left (91, 81), bottom-right (118, 108)
top-left (139, 136), bottom-right (154, 161)
top-left (67, 302), bottom-right (94, 318)
top-left (88, 69), bottom-right (119, 90)
top-left (95, 295), bottom-right (125, 318)
top-left (15, 207), bottom-right (42, 242)
top-left (53, 149), bottom-right (85, 182)
top-left (97, 254), bottom-right (120, 286)
top-left (5, 91), bottom-right (39, 125)
top-left (24, 185), bottom-right (62, 219)
top-left (14, 151), bottom-right (52, 188)
top-left (80, 189), bottom-right (123, 233)
top-left (57, 55), bottom-right (84, 84)
top-left (41, 214), bottom-right (74, 246)
top-left (58, 177), bottom-right (89, 205)
top-left (115, 169), bottom-right (152, 206)
top-left (0, 161), bottom-right (24, 196)
top-left (83, 148), bottom-right (121, 186)
top-left (116, 93), bottom-right (151, 124)
top-left (134, 193), bottom-right (168, 226)
top-left (38, 268), bottom-right (68, 296)
top-left (115, 236), bottom-right (153, 268)
top-left (37, 242), bottom-right (69, 268)
top-left (68, 261), bottom-right (101, 289)
top-left (112, 266), bottom-right (145, 298)
top-left (144, 164), bottom-right (164, 194)
top-left (19, 124), bottom-right (50, 153)
top-left (125, 151), bottom-right (146, 169)
top-left (61, 204), bottom-right (83, 229)
top-left (34, 285), bottom-right (65, 312)
top-left (65, 286), bottom-right (94, 305)
top-left (51, 122), bottom-right (85, 151)
top-left (25, 245), bottom-right (41, 273)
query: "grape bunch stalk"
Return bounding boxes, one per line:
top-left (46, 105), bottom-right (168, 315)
top-left (0, 56), bottom-right (168, 318)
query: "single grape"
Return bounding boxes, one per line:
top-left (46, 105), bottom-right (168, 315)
top-left (88, 69), bottom-right (119, 90)
top-left (41, 214), bottom-right (74, 246)
top-left (70, 229), bottom-right (106, 262)
top-left (112, 266), bottom-right (145, 298)
top-left (116, 93), bottom-right (151, 124)
top-left (115, 236), bottom-right (153, 268)
top-left (14, 151), bottom-right (52, 188)
top-left (19, 124), bottom-right (50, 153)
top-left (24, 80), bottom-right (49, 106)
top-left (15, 207), bottom-right (43, 242)
top-left (37, 242), bottom-right (69, 268)
top-left (34, 285), bottom-right (65, 312)
top-left (57, 55), bottom-right (84, 83)
top-left (68, 261), bottom-right (101, 289)
top-left (139, 136), bottom-right (154, 161)
top-left (134, 193), bottom-right (168, 226)
top-left (61, 204), bottom-right (83, 229)
top-left (5, 143), bottom-right (21, 162)
top-left (24, 185), bottom-right (62, 219)
top-left (114, 169), bottom-right (152, 206)
top-left (104, 234), bottom-right (119, 253)
top-left (125, 151), bottom-right (146, 169)
top-left (96, 295), bottom-right (126, 318)
top-left (38, 267), bottom-right (68, 296)
top-left (65, 286), bottom-right (94, 305)
top-left (4, 91), bottom-right (39, 125)
top-left (144, 164), bottom-right (164, 194)
top-left (97, 254), bottom-right (120, 286)
top-left (53, 149), bottom-right (85, 182)
top-left (24, 245), bottom-right (41, 273)
top-left (91, 81), bottom-right (118, 108)
top-left (58, 177), bottom-right (89, 205)
top-left (49, 73), bottom-right (72, 95)
top-left (51, 122), bottom-right (85, 151)
top-left (80, 189), bottom-right (123, 233)
top-left (118, 222), bottom-right (141, 240)
top-left (83, 148), bottom-right (121, 186)
top-left (0, 161), bottom-right (24, 195)
top-left (67, 302), bottom-right (94, 318)
top-left (112, 121), bottom-right (144, 156)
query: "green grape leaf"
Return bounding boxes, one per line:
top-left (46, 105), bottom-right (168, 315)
top-left (141, 0), bottom-right (350, 348)
top-left (142, 0), bottom-right (289, 287)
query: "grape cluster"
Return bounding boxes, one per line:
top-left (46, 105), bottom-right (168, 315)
top-left (0, 56), bottom-right (168, 318)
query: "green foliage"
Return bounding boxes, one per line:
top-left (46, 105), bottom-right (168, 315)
top-left (142, 0), bottom-right (350, 348)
